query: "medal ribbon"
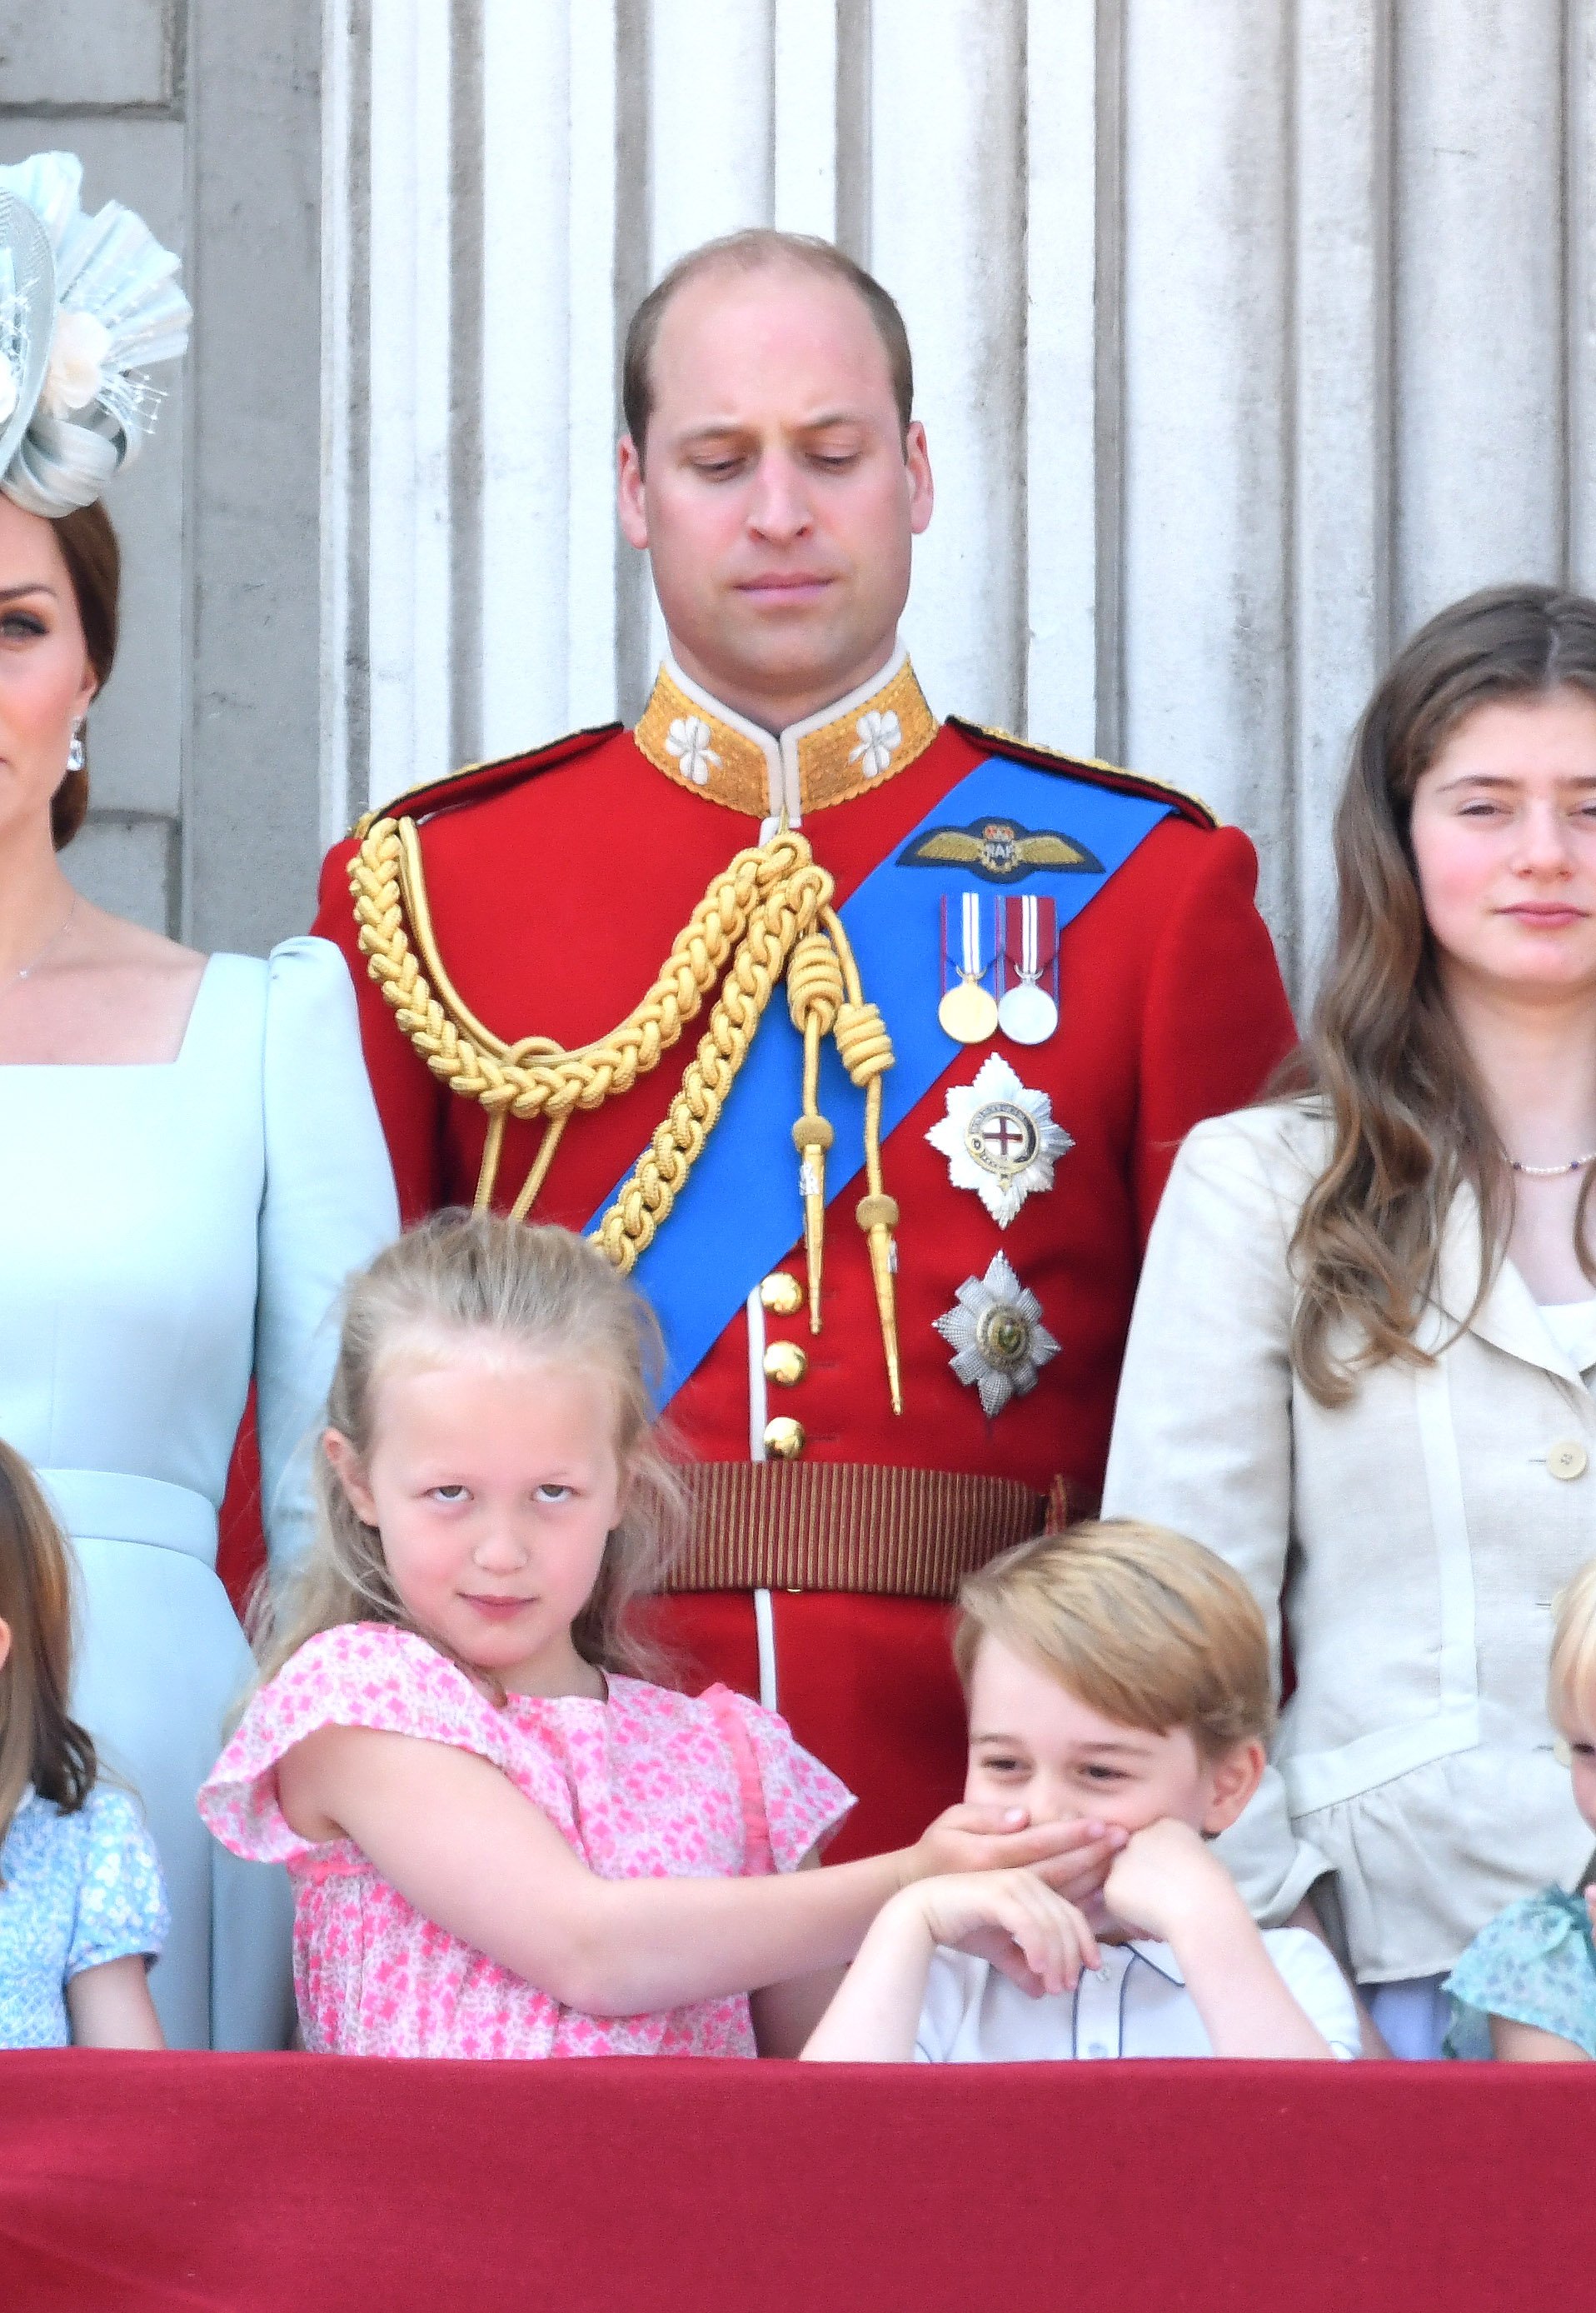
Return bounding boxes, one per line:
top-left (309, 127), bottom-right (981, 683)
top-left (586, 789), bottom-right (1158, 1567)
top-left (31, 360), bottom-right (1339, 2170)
top-left (584, 756), bottom-right (1173, 1404)
top-left (940, 892), bottom-right (992, 997)
top-left (999, 895), bottom-right (1059, 987)
top-left (960, 892), bottom-right (985, 982)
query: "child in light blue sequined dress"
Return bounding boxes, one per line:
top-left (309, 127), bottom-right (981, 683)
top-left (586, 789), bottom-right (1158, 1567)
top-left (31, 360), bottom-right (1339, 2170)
top-left (0, 1440), bottom-right (168, 2048)
top-left (1445, 1557), bottom-right (1596, 2062)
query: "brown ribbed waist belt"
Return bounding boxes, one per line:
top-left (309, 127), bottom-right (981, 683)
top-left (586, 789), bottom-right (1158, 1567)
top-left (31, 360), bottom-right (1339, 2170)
top-left (660, 1462), bottom-right (1065, 1602)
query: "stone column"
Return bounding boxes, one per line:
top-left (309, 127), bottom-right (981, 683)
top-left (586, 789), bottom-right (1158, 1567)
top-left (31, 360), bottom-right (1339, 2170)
top-left (321, 0), bottom-right (1596, 1002)
top-left (0, 0), bottom-right (322, 954)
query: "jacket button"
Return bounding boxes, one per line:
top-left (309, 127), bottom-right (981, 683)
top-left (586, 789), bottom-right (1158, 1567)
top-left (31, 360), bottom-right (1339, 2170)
top-left (1548, 1440), bottom-right (1589, 1481)
top-left (763, 1416), bottom-right (805, 1461)
top-left (763, 1341), bottom-right (809, 1387)
top-left (760, 1271), bottom-right (804, 1317)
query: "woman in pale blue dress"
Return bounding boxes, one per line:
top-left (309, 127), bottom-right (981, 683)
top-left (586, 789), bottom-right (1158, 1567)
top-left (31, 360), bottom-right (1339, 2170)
top-left (0, 154), bottom-right (398, 2046)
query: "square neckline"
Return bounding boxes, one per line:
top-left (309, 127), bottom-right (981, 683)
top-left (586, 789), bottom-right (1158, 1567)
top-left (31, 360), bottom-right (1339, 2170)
top-left (0, 952), bottom-right (219, 1072)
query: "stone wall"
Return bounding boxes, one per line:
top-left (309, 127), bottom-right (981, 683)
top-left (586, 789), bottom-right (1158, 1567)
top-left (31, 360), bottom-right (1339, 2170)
top-left (328, 0), bottom-right (1596, 1006)
top-left (0, 0), bottom-right (322, 953)
top-left (15, 3), bottom-right (1595, 997)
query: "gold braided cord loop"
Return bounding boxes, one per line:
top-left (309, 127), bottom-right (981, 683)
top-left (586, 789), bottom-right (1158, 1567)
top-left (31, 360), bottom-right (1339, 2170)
top-left (785, 931), bottom-right (843, 1041)
top-left (589, 853), bottom-right (834, 1272)
top-left (353, 815), bottom-right (820, 1122)
top-left (349, 810), bottom-right (905, 1403)
top-left (833, 998), bottom-right (892, 1086)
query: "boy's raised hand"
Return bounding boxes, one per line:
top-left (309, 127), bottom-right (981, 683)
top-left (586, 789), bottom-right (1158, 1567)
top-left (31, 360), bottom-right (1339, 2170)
top-left (910, 1870), bottom-right (1101, 1998)
top-left (907, 1802), bottom-right (1127, 1908)
top-left (801, 1866), bottom-right (1105, 2061)
top-left (1101, 1816), bottom-right (1235, 1942)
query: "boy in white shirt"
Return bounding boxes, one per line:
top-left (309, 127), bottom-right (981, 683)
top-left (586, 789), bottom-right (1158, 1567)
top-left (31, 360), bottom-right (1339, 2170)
top-left (803, 1520), bottom-right (1359, 2063)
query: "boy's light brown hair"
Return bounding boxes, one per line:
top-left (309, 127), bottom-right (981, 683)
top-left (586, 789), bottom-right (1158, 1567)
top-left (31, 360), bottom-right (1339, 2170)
top-left (952, 1518), bottom-right (1274, 1760)
top-left (1548, 1555), bottom-right (1596, 1740)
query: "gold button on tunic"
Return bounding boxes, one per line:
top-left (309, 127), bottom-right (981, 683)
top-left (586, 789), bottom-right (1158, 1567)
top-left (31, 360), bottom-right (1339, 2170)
top-left (763, 1341), bottom-right (809, 1387)
top-left (759, 1271), bottom-right (805, 1317)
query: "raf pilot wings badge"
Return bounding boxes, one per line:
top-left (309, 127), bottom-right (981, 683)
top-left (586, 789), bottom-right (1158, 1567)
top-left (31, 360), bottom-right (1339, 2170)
top-left (897, 815), bottom-right (1104, 884)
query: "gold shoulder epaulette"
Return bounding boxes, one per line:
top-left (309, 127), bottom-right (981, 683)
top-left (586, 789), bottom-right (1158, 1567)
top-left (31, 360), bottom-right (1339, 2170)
top-left (955, 717), bottom-right (1220, 829)
top-left (351, 722), bottom-right (624, 842)
top-left (352, 755), bottom-right (488, 842)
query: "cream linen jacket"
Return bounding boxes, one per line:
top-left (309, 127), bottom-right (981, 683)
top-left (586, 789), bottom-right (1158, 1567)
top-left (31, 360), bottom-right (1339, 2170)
top-left (1103, 1100), bottom-right (1596, 1983)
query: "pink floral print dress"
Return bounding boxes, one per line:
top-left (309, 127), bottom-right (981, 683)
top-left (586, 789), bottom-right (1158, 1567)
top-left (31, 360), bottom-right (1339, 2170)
top-left (198, 1623), bottom-right (853, 2059)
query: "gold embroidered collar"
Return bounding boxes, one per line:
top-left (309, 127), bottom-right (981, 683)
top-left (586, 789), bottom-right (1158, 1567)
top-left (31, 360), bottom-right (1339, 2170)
top-left (634, 648), bottom-right (938, 821)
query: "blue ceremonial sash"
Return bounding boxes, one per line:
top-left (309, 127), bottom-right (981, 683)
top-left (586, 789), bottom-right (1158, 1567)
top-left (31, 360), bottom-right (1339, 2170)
top-left (584, 756), bottom-right (1173, 1402)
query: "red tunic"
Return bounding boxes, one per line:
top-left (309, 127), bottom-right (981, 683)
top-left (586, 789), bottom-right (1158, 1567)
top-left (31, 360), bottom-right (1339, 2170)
top-left (313, 686), bottom-right (1295, 1856)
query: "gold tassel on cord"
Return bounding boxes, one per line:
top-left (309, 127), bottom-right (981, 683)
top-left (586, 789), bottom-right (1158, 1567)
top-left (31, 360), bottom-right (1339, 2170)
top-left (820, 904), bottom-right (901, 1416)
top-left (786, 932), bottom-right (843, 1333)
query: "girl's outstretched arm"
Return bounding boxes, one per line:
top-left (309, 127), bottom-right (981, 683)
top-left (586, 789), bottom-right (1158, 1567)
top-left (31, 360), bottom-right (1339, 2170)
top-left (277, 1726), bottom-right (1116, 2016)
top-left (747, 1848), bottom-right (850, 2056)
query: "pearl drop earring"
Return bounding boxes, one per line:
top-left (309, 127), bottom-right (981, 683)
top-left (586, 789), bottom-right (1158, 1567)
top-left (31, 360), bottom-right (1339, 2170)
top-left (66, 717), bottom-right (85, 773)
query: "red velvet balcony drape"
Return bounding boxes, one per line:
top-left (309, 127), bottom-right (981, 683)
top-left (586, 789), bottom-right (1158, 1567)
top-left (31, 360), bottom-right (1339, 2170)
top-left (2, 2051), bottom-right (1587, 2311)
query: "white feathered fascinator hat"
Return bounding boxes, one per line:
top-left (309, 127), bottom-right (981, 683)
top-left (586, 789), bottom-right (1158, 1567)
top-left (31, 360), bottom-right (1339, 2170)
top-left (0, 151), bottom-right (189, 519)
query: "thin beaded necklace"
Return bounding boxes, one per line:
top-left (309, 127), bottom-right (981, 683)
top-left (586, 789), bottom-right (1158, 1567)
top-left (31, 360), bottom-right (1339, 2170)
top-left (1510, 1148), bottom-right (1596, 1179)
top-left (3, 892), bottom-right (76, 992)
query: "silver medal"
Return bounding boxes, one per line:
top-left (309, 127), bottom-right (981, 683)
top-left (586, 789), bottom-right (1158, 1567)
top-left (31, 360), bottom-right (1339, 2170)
top-left (996, 894), bottom-right (1060, 1045)
top-left (997, 979), bottom-right (1059, 1044)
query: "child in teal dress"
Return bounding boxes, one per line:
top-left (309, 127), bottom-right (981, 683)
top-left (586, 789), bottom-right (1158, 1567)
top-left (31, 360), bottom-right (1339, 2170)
top-left (0, 1441), bottom-right (167, 2049)
top-left (1445, 1557), bottom-right (1596, 2062)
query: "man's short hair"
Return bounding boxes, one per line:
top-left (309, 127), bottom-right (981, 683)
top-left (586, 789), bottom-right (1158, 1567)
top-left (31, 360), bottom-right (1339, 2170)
top-left (621, 228), bottom-right (914, 460)
top-left (952, 1519), bottom-right (1274, 1761)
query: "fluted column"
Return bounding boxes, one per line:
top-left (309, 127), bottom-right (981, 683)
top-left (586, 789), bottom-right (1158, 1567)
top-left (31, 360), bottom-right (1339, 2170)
top-left (322, 0), bottom-right (1596, 1002)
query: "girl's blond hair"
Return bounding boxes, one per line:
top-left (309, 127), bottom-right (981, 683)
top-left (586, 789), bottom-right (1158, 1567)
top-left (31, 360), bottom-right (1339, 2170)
top-left (952, 1518), bottom-right (1274, 1760)
top-left (1549, 1556), bottom-right (1596, 1741)
top-left (252, 1213), bottom-right (689, 1691)
top-left (0, 1440), bottom-right (97, 1868)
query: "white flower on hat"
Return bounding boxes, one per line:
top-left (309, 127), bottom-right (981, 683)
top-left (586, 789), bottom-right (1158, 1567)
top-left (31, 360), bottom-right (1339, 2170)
top-left (41, 307), bottom-right (110, 418)
top-left (666, 714), bottom-right (721, 787)
top-left (849, 707), bottom-right (901, 777)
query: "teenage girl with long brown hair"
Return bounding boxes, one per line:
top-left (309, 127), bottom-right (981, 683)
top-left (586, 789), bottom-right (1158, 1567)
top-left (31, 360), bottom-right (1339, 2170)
top-left (1105, 583), bottom-right (1596, 2059)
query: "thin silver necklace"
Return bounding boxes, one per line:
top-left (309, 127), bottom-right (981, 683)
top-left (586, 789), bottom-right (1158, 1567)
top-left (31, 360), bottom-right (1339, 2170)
top-left (1510, 1147), bottom-right (1596, 1178)
top-left (5, 891), bottom-right (76, 990)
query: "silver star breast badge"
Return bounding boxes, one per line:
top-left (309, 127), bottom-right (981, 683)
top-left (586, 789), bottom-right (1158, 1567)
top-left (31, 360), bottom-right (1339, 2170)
top-left (934, 1251), bottom-right (1061, 1417)
top-left (925, 1053), bottom-right (1074, 1228)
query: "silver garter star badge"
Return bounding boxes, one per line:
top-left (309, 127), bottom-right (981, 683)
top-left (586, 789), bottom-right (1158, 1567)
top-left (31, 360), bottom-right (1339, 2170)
top-left (935, 1252), bottom-right (1060, 1417)
top-left (925, 1053), bottom-right (1073, 1227)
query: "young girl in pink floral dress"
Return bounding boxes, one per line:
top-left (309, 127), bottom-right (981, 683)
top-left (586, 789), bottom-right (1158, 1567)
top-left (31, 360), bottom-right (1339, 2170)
top-left (200, 1215), bottom-right (1086, 2060)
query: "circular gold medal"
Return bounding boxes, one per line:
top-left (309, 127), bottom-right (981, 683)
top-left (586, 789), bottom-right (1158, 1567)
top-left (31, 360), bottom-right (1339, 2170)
top-left (938, 976), bottom-right (1000, 1044)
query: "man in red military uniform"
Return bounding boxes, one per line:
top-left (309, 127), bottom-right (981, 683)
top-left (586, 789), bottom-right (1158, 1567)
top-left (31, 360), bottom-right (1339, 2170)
top-left (313, 232), bottom-right (1295, 1858)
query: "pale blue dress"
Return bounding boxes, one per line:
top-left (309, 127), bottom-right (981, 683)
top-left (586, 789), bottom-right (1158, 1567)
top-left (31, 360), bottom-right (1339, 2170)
top-left (0, 937), bottom-right (398, 2049)
top-left (1444, 1888), bottom-right (1596, 2059)
top-left (0, 1784), bottom-right (168, 2047)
